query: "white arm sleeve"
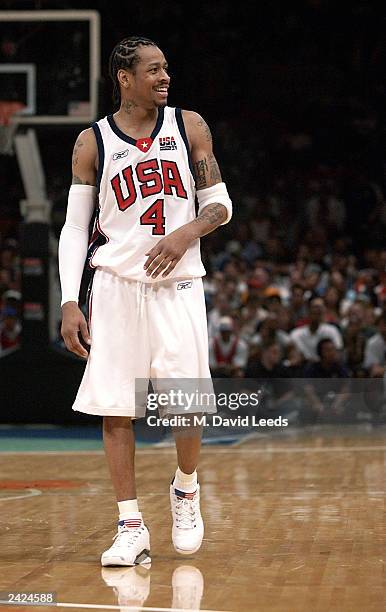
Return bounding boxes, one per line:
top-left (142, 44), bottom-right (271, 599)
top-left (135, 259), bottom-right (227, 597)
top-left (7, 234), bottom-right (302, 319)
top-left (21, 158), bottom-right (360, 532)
top-left (196, 182), bottom-right (232, 225)
top-left (58, 184), bottom-right (96, 306)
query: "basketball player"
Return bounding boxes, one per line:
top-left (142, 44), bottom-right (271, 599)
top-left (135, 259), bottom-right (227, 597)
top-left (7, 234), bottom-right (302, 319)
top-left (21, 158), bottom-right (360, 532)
top-left (59, 36), bottom-right (232, 566)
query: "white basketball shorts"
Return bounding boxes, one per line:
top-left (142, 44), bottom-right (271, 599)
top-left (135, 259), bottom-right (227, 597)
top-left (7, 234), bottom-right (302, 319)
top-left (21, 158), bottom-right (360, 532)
top-left (72, 267), bottom-right (212, 418)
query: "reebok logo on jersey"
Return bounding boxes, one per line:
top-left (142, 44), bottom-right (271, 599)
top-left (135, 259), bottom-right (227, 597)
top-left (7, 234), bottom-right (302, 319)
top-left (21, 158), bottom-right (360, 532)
top-left (177, 281), bottom-right (192, 290)
top-left (113, 149), bottom-right (129, 161)
top-left (159, 136), bottom-right (177, 151)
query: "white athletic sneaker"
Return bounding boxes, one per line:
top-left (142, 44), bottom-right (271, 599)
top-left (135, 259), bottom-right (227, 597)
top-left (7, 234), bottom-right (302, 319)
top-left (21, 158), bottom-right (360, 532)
top-left (101, 565), bottom-right (151, 611)
top-left (172, 565), bottom-right (204, 610)
top-left (170, 483), bottom-right (204, 555)
top-left (101, 520), bottom-right (151, 567)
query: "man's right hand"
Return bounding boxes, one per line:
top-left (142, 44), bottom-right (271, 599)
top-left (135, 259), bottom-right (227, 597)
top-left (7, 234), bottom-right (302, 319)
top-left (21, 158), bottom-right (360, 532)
top-left (61, 301), bottom-right (91, 359)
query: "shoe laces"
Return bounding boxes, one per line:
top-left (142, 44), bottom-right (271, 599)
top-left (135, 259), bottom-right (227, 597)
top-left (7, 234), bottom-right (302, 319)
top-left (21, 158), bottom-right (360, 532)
top-left (112, 525), bottom-right (143, 548)
top-left (174, 493), bottom-right (198, 529)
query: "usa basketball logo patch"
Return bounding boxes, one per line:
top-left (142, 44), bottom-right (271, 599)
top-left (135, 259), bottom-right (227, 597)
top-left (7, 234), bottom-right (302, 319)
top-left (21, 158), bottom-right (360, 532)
top-left (159, 136), bottom-right (177, 151)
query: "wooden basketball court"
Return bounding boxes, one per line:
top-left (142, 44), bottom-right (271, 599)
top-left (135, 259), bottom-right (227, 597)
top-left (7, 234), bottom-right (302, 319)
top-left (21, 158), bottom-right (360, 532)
top-left (1, 425), bottom-right (386, 611)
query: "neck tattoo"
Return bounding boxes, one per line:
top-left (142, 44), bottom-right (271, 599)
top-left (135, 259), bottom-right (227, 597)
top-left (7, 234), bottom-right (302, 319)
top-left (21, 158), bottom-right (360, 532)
top-left (122, 99), bottom-right (138, 115)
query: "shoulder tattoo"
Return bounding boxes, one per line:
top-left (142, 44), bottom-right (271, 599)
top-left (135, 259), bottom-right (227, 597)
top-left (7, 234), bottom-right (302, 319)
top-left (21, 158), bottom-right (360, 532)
top-left (197, 117), bottom-right (212, 143)
top-left (72, 137), bottom-right (84, 168)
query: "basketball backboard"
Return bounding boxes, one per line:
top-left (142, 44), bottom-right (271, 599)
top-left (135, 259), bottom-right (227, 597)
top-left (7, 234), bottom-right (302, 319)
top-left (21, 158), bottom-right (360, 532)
top-left (0, 10), bottom-right (100, 125)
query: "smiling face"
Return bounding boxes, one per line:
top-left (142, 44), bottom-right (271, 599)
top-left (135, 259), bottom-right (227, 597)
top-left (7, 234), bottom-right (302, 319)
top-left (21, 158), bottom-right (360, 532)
top-left (117, 45), bottom-right (170, 109)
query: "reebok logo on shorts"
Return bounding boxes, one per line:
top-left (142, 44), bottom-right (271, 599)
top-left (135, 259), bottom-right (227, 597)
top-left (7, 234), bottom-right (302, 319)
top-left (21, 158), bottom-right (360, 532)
top-left (177, 281), bottom-right (192, 290)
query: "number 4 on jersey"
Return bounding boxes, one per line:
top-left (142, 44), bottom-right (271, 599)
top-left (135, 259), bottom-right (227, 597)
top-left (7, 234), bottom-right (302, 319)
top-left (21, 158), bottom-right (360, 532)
top-left (140, 198), bottom-right (165, 235)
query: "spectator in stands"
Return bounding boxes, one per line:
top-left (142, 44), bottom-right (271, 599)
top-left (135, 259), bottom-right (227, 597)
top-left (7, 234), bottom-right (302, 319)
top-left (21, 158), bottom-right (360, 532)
top-left (303, 338), bottom-right (350, 419)
top-left (245, 340), bottom-right (297, 417)
top-left (0, 242), bottom-right (20, 292)
top-left (290, 297), bottom-right (343, 362)
top-left (207, 292), bottom-right (231, 339)
top-left (2, 289), bottom-right (21, 318)
top-left (0, 305), bottom-right (21, 354)
top-left (283, 345), bottom-right (305, 378)
top-left (303, 263), bottom-right (324, 298)
top-left (209, 316), bottom-right (248, 377)
top-left (305, 338), bottom-right (350, 379)
top-left (363, 310), bottom-right (386, 378)
top-left (246, 340), bottom-right (286, 379)
top-left (324, 286), bottom-right (342, 326)
top-left (239, 295), bottom-right (260, 342)
top-left (362, 302), bottom-right (378, 338)
top-left (288, 284), bottom-right (308, 328)
top-left (343, 303), bottom-right (367, 374)
top-left (263, 290), bottom-right (283, 316)
top-left (251, 313), bottom-right (291, 352)
top-left (0, 269), bottom-right (12, 298)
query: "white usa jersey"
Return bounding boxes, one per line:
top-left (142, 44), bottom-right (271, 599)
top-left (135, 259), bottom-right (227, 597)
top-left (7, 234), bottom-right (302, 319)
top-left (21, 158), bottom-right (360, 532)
top-left (87, 106), bottom-right (206, 282)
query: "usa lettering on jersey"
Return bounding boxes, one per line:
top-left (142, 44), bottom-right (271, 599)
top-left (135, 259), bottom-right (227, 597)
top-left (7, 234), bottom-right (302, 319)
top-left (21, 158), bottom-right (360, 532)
top-left (159, 135), bottom-right (177, 151)
top-left (88, 107), bottom-right (206, 280)
top-left (110, 158), bottom-right (188, 212)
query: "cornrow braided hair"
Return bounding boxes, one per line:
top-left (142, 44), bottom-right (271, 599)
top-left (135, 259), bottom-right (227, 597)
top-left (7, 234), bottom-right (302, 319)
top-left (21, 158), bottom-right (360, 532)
top-left (109, 36), bottom-right (158, 106)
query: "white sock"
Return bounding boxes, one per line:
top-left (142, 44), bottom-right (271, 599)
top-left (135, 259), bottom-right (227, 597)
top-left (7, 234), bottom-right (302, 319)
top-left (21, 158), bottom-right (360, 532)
top-left (174, 467), bottom-right (197, 493)
top-left (118, 499), bottom-right (141, 523)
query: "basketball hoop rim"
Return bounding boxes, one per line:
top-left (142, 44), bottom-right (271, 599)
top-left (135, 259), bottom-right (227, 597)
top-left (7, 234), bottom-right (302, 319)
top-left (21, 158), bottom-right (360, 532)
top-left (0, 100), bottom-right (26, 127)
top-left (0, 101), bottom-right (24, 154)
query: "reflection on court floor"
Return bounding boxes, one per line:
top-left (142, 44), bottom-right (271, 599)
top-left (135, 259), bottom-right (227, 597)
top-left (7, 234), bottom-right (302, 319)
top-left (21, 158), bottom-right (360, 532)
top-left (1, 424), bottom-right (386, 611)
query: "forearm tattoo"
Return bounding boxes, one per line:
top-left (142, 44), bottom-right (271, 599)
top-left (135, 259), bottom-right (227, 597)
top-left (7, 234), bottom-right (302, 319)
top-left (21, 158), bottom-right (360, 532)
top-left (72, 175), bottom-right (91, 185)
top-left (194, 203), bottom-right (227, 227)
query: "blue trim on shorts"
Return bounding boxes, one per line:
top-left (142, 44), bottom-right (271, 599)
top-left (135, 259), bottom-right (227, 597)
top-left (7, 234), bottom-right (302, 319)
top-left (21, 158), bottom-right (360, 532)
top-left (86, 268), bottom-right (96, 323)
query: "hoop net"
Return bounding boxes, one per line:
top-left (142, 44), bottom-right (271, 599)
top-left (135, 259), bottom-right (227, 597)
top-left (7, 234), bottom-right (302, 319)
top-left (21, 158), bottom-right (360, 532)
top-left (0, 101), bottom-right (25, 155)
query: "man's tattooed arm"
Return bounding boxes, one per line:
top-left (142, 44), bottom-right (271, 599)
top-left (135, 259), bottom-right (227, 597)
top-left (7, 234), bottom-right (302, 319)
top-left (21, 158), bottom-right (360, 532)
top-left (70, 130), bottom-right (97, 186)
top-left (194, 203), bottom-right (227, 226)
top-left (165, 110), bottom-right (228, 243)
top-left (193, 154), bottom-right (222, 189)
top-left (186, 112), bottom-right (223, 190)
top-left (72, 136), bottom-right (83, 167)
top-left (189, 202), bottom-right (227, 238)
top-left (72, 175), bottom-right (91, 185)
top-left (196, 117), bottom-right (212, 143)
top-left (193, 158), bottom-right (209, 189)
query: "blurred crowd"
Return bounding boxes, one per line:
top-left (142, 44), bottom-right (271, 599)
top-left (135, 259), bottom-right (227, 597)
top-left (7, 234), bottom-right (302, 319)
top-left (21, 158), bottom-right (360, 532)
top-left (0, 236), bottom-right (21, 354)
top-left (204, 167), bottom-right (386, 382)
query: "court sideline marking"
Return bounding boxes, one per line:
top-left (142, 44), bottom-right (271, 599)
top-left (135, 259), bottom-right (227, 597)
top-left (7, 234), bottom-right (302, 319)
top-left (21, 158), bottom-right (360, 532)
top-left (2, 445), bottom-right (386, 455)
top-left (0, 488), bottom-right (41, 501)
top-left (55, 602), bottom-right (230, 612)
